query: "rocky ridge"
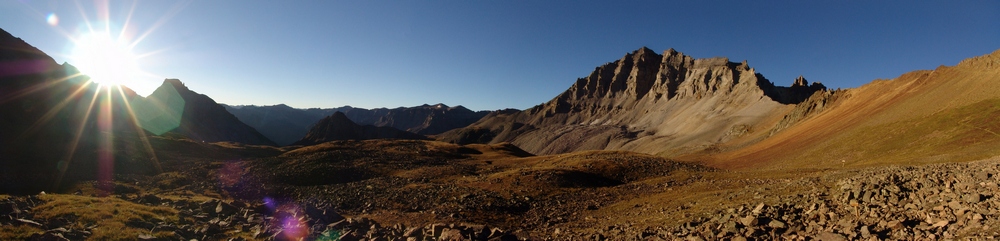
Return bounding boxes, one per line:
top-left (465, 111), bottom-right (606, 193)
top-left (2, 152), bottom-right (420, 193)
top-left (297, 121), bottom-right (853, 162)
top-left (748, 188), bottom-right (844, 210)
top-left (441, 47), bottom-right (828, 155)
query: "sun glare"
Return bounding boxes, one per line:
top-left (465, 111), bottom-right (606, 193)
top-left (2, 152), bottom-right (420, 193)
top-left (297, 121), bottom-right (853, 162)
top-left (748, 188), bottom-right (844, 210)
top-left (71, 32), bottom-right (141, 87)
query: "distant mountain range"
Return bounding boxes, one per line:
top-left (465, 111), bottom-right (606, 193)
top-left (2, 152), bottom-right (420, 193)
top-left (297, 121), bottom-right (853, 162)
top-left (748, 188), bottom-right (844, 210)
top-left (292, 111), bottom-right (428, 146)
top-left (223, 103), bottom-right (492, 145)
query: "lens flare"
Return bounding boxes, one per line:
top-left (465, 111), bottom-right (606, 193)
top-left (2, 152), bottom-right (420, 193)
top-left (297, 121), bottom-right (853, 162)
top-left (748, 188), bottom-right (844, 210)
top-left (280, 216), bottom-right (308, 240)
top-left (46, 13), bottom-right (59, 26)
top-left (263, 197), bottom-right (277, 210)
top-left (96, 88), bottom-right (115, 196)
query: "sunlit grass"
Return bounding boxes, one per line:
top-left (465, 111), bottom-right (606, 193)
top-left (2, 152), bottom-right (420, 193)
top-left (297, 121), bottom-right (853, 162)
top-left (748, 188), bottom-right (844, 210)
top-left (32, 194), bottom-right (178, 240)
top-left (797, 98), bottom-right (1000, 168)
top-left (0, 225), bottom-right (43, 240)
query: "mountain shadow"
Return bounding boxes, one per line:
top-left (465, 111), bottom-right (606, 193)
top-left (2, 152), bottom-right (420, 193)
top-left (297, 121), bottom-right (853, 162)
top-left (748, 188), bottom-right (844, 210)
top-left (225, 103), bottom-right (491, 146)
top-left (293, 112), bottom-right (429, 146)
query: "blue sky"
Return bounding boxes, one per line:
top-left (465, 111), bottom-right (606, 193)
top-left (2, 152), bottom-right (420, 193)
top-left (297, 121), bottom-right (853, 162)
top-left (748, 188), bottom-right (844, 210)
top-left (2, 1), bottom-right (998, 110)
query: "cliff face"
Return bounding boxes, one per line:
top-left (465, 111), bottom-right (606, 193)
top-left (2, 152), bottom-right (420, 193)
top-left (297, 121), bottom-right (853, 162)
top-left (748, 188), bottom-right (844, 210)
top-left (293, 112), bottom-right (428, 146)
top-left (439, 47), bottom-right (828, 155)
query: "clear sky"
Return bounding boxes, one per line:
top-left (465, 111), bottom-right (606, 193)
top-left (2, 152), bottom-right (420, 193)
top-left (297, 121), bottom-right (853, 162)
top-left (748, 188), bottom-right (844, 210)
top-left (2, 1), bottom-right (998, 111)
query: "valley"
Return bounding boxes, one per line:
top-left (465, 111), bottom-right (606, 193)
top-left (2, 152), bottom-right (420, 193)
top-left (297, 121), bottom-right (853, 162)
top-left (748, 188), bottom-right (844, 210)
top-left (2, 23), bottom-right (1000, 240)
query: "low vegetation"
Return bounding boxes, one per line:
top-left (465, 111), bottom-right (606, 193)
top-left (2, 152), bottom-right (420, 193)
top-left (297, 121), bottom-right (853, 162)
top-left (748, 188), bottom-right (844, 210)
top-left (33, 194), bottom-right (178, 240)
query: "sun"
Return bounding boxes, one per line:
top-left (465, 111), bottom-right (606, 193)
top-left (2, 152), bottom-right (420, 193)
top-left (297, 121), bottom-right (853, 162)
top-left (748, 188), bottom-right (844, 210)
top-left (70, 32), bottom-right (141, 87)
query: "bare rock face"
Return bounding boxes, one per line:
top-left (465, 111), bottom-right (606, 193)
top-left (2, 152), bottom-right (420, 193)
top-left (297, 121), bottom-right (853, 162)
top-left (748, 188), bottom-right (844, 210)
top-left (293, 112), bottom-right (428, 146)
top-left (439, 47), bottom-right (827, 155)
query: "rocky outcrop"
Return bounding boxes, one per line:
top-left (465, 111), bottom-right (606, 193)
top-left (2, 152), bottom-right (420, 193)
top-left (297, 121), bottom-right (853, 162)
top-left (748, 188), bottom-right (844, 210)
top-left (626, 158), bottom-right (1000, 240)
top-left (767, 88), bottom-right (845, 136)
top-left (439, 47), bottom-right (826, 155)
top-left (225, 103), bottom-right (491, 146)
top-left (292, 112), bottom-right (428, 146)
top-left (140, 79), bottom-right (275, 146)
top-left (957, 49), bottom-right (1000, 70)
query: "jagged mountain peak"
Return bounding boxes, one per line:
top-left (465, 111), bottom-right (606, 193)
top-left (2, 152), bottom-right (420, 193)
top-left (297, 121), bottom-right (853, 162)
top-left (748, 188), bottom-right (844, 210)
top-left (161, 78), bottom-right (190, 92)
top-left (441, 47), bottom-right (830, 155)
top-left (793, 75), bottom-right (809, 87)
top-left (559, 47), bottom-right (822, 108)
top-left (630, 46), bottom-right (658, 58)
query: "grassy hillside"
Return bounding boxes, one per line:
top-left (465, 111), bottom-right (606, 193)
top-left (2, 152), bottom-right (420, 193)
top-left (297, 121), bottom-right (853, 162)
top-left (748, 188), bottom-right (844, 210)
top-left (700, 49), bottom-right (1000, 170)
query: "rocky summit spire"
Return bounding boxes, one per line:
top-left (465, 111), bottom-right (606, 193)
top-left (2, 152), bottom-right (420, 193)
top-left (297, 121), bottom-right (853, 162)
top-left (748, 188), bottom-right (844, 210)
top-left (793, 75), bottom-right (809, 87)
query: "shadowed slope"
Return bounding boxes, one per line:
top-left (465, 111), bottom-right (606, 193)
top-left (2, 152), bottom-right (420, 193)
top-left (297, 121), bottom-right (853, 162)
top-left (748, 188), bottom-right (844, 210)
top-left (222, 104), bottom-right (331, 146)
top-left (142, 80), bottom-right (276, 146)
top-left (292, 112), bottom-right (428, 146)
top-left (0, 28), bottom-right (162, 193)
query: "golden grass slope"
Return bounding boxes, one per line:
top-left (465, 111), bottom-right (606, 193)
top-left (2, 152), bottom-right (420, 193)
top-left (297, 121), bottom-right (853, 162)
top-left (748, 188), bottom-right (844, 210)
top-left (0, 194), bottom-right (178, 240)
top-left (701, 49), bottom-right (1000, 170)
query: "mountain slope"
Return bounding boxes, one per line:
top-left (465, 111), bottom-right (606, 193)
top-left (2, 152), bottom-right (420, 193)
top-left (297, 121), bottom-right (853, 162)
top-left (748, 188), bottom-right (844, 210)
top-left (698, 49), bottom-right (1000, 170)
top-left (293, 112), bottom-right (428, 145)
top-left (0, 28), bottom-right (158, 193)
top-left (0, 27), bottom-right (276, 193)
top-left (439, 47), bottom-right (825, 155)
top-left (139, 80), bottom-right (275, 146)
top-left (225, 103), bottom-right (490, 145)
